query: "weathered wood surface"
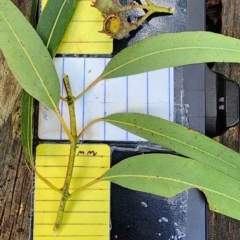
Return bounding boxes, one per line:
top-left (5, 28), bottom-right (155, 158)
top-left (1, 0), bottom-right (240, 239)
top-left (0, 1), bottom-right (33, 240)
top-left (208, 0), bottom-right (240, 239)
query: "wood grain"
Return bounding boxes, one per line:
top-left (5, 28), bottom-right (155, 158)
top-left (208, 0), bottom-right (240, 239)
top-left (0, 96), bottom-right (32, 240)
top-left (0, 1), bottom-right (33, 240)
top-left (0, 0), bottom-right (33, 127)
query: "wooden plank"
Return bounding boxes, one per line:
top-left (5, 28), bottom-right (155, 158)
top-left (208, 1), bottom-right (240, 239)
top-left (0, 1), bottom-right (33, 239)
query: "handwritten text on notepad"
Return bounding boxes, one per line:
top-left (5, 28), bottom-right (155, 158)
top-left (33, 144), bottom-right (110, 240)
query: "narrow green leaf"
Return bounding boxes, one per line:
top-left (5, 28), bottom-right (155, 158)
top-left (21, 0), bottom-right (77, 163)
top-left (30, 0), bottom-right (39, 28)
top-left (20, 0), bottom-right (38, 164)
top-left (0, 0), bottom-right (60, 110)
top-left (103, 113), bottom-right (240, 181)
top-left (101, 154), bottom-right (240, 221)
top-left (101, 31), bottom-right (240, 79)
top-left (21, 90), bottom-right (34, 163)
top-left (21, 91), bottom-right (61, 193)
top-left (37, 0), bottom-right (79, 57)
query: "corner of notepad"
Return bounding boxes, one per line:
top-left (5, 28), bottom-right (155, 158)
top-left (41, 0), bottom-right (113, 55)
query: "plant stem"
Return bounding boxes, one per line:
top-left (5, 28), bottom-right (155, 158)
top-left (60, 96), bottom-right (67, 102)
top-left (77, 118), bottom-right (103, 140)
top-left (53, 75), bottom-right (78, 233)
top-left (132, 9), bottom-right (154, 29)
top-left (55, 107), bottom-right (73, 141)
top-left (53, 140), bottom-right (77, 233)
top-left (69, 178), bottom-right (101, 200)
top-left (63, 75), bottom-right (77, 135)
top-left (74, 75), bottom-right (103, 101)
top-left (32, 165), bottom-right (62, 193)
top-left (119, 0), bottom-right (174, 14)
top-left (135, 4), bottom-right (174, 14)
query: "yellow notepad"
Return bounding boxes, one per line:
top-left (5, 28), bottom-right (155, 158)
top-left (33, 144), bottom-right (111, 240)
top-left (41, 0), bottom-right (113, 54)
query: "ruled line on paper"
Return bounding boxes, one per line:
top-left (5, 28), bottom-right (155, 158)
top-left (38, 57), bottom-right (174, 140)
top-left (33, 144), bottom-right (110, 240)
top-left (41, 0), bottom-right (113, 54)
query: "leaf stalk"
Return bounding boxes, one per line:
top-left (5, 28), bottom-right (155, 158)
top-left (120, 1), bottom-right (174, 14)
top-left (75, 76), bottom-right (103, 101)
top-left (54, 107), bottom-right (73, 141)
top-left (33, 165), bottom-right (62, 193)
top-left (77, 118), bottom-right (103, 140)
top-left (69, 178), bottom-right (101, 200)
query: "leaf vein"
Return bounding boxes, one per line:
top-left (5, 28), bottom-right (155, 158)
top-left (46, 0), bottom-right (67, 48)
top-left (0, 10), bottom-right (56, 109)
top-left (102, 174), bottom-right (240, 203)
top-left (103, 46), bottom-right (240, 78)
top-left (105, 119), bottom-right (239, 170)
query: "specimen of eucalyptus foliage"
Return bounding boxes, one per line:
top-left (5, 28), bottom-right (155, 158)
top-left (92, 0), bottom-right (173, 39)
top-left (2, 0), bottom-right (240, 234)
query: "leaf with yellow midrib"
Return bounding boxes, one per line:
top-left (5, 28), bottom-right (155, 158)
top-left (102, 154), bottom-right (240, 221)
top-left (37, 0), bottom-right (79, 57)
top-left (103, 113), bottom-right (240, 182)
top-left (101, 31), bottom-right (240, 79)
top-left (0, 0), bottom-right (60, 110)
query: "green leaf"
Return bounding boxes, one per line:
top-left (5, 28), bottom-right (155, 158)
top-left (21, 0), bottom-right (76, 163)
top-left (101, 154), bottom-right (240, 221)
top-left (103, 113), bottom-right (240, 181)
top-left (20, 0), bottom-right (38, 164)
top-left (0, 0), bottom-right (60, 110)
top-left (101, 31), bottom-right (240, 79)
top-left (29, 0), bottom-right (39, 28)
top-left (37, 0), bottom-right (79, 57)
top-left (21, 90), bottom-right (34, 164)
top-left (21, 90), bottom-right (62, 193)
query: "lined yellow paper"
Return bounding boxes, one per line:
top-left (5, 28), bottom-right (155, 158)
top-left (41, 0), bottom-right (113, 54)
top-left (33, 144), bottom-right (110, 240)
